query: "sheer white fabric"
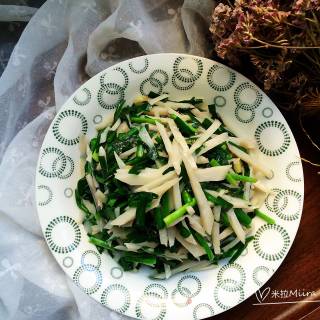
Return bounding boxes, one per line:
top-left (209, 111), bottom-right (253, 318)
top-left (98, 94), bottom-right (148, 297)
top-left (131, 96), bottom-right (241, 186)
top-left (0, 1), bottom-right (214, 318)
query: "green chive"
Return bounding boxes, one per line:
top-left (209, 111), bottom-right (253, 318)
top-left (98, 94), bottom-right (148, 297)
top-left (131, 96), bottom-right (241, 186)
top-left (221, 211), bottom-right (230, 227)
top-left (182, 190), bottom-right (192, 204)
top-left (163, 198), bottom-right (197, 227)
top-left (189, 228), bottom-right (214, 262)
top-left (202, 118), bottom-right (213, 129)
top-left (154, 207), bottom-right (165, 229)
top-left (254, 209), bottom-right (275, 224)
top-left (177, 223), bottom-right (191, 238)
top-left (234, 208), bottom-right (252, 227)
top-left (136, 144), bottom-right (144, 158)
top-left (205, 192), bottom-right (233, 210)
top-left (228, 172), bottom-right (257, 183)
top-left (229, 236), bottom-right (254, 264)
top-left (226, 173), bottom-right (238, 186)
top-left (161, 191), bottom-right (170, 217)
top-left (170, 114), bottom-right (197, 137)
top-left (131, 116), bottom-right (157, 125)
top-left (89, 237), bottom-right (113, 250)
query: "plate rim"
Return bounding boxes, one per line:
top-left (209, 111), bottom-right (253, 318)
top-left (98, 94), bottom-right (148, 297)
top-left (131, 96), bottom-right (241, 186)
top-left (35, 52), bottom-right (305, 319)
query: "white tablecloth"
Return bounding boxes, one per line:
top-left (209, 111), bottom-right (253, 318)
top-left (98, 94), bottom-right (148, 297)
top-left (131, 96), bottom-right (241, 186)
top-left (0, 1), bottom-right (214, 318)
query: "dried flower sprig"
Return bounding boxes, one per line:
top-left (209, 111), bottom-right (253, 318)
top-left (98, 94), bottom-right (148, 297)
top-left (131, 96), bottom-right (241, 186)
top-left (210, 0), bottom-right (320, 163)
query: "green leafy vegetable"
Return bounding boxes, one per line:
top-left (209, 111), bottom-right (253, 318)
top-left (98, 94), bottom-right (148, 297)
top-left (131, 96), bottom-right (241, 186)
top-left (170, 114), bottom-right (197, 137)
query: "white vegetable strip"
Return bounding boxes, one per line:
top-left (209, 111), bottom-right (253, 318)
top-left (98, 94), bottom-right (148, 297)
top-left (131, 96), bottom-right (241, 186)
top-left (243, 182), bottom-right (251, 201)
top-left (191, 108), bottom-right (210, 119)
top-left (113, 151), bottom-right (126, 169)
top-left (148, 106), bottom-right (168, 116)
top-left (166, 107), bottom-right (190, 121)
top-left (228, 143), bottom-right (273, 178)
top-left (86, 144), bottom-right (92, 162)
top-left (79, 158), bottom-right (86, 177)
top-left (110, 118), bottom-right (121, 131)
top-left (182, 152), bottom-right (214, 235)
top-left (150, 177), bottom-right (180, 196)
top-left (79, 134), bottom-right (87, 157)
top-left (139, 126), bottom-right (155, 151)
top-left (190, 119), bottom-right (221, 153)
top-left (100, 128), bottom-right (109, 144)
top-left (167, 119), bottom-right (189, 153)
top-left (156, 100), bottom-right (194, 110)
top-left (162, 251), bottom-right (186, 261)
top-left (164, 264), bottom-right (171, 279)
top-left (95, 111), bottom-right (115, 130)
top-left (108, 227), bottom-right (128, 239)
top-left (195, 165), bottom-right (231, 182)
top-left (212, 221), bottom-right (221, 255)
top-left (175, 232), bottom-right (206, 259)
top-left (171, 139), bottom-right (182, 173)
top-left (148, 93), bottom-right (169, 105)
top-left (188, 215), bottom-right (206, 236)
top-left (187, 261), bottom-right (216, 272)
top-left (227, 209), bottom-right (246, 243)
top-left (117, 121), bottom-right (129, 133)
top-left (222, 237), bottom-right (241, 252)
top-left (233, 158), bottom-right (243, 173)
top-left (124, 242), bottom-right (158, 251)
top-left (253, 181), bottom-right (271, 194)
top-left (148, 124), bottom-right (159, 131)
top-left (119, 147), bottom-right (137, 159)
top-left (228, 136), bottom-right (256, 149)
top-left (79, 135), bottom-right (87, 177)
top-left (167, 120), bottom-right (197, 169)
top-left (156, 121), bottom-right (181, 174)
top-left (198, 132), bottom-right (229, 155)
top-left (219, 227), bottom-right (234, 240)
top-left (91, 225), bottom-right (102, 235)
top-left (186, 206), bottom-right (195, 215)
top-left (83, 199), bottom-right (96, 214)
top-left (168, 215), bottom-right (187, 227)
top-left (111, 207), bottom-right (136, 226)
top-left (251, 189), bottom-right (268, 208)
top-left (168, 227), bottom-right (176, 247)
top-left (115, 165), bottom-right (170, 185)
top-left (85, 174), bottom-right (101, 209)
top-left (133, 95), bottom-right (148, 104)
top-left (92, 175), bottom-right (99, 189)
top-left (159, 229), bottom-right (168, 246)
top-left (196, 156), bottom-right (209, 164)
top-left (135, 171), bottom-right (177, 192)
top-left (216, 112), bottom-right (242, 139)
top-left (185, 234), bottom-right (198, 245)
top-left (213, 205), bottom-right (221, 222)
top-left (172, 179), bottom-right (182, 210)
top-left (95, 189), bottom-right (106, 203)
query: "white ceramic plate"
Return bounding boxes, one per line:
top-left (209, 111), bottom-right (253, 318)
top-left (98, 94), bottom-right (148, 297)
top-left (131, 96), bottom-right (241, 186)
top-left (36, 53), bottom-right (304, 319)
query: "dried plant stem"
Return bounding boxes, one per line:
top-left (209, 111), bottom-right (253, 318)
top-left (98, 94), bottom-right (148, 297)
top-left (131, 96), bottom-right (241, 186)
top-left (251, 37), bottom-right (320, 49)
top-left (300, 157), bottom-right (320, 174)
top-left (299, 111), bottom-right (320, 153)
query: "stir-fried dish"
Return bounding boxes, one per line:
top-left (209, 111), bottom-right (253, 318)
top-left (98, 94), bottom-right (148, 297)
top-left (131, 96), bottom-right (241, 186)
top-left (75, 92), bottom-right (275, 279)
